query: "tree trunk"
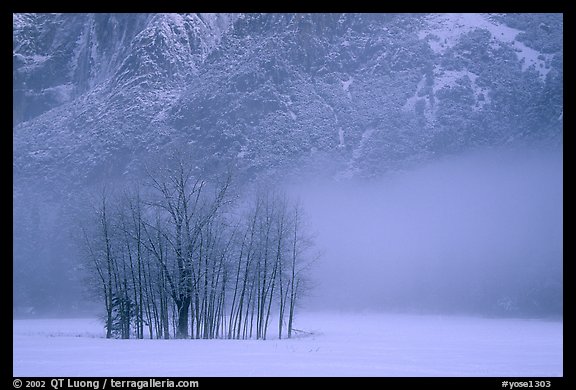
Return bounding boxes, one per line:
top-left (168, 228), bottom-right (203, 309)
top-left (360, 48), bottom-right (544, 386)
top-left (176, 297), bottom-right (191, 338)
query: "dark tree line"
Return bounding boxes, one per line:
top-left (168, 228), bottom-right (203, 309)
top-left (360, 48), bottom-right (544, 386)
top-left (79, 157), bottom-right (314, 339)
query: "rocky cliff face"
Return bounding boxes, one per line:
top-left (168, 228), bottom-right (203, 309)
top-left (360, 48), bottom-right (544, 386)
top-left (13, 13), bottom-right (236, 124)
top-left (14, 13), bottom-right (562, 188)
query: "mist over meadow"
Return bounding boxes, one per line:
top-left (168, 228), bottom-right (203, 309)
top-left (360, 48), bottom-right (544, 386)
top-left (296, 145), bottom-right (562, 316)
top-left (13, 144), bottom-right (562, 319)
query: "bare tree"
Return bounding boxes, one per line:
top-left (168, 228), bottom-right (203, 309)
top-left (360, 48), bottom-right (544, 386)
top-left (79, 187), bottom-right (120, 339)
top-left (142, 152), bottom-right (231, 338)
top-left (79, 160), bottom-right (316, 341)
top-left (286, 201), bottom-right (316, 338)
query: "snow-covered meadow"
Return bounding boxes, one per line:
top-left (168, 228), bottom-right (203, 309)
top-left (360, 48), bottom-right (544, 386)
top-left (13, 312), bottom-right (562, 377)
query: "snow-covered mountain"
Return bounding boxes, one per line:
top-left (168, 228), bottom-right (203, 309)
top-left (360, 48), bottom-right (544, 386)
top-left (13, 13), bottom-right (562, 188)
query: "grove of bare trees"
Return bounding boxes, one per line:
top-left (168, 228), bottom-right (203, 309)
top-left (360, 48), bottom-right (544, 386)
top-left (78, 156), bottom-right (314, 340)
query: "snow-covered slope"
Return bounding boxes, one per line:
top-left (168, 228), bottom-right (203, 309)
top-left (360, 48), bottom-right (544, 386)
top-left (419, 13), bottom-right (553, 79)
top-left (13, 13), bottom-right (238, 126)
top-left (13, 13), bottom-right (562, 187)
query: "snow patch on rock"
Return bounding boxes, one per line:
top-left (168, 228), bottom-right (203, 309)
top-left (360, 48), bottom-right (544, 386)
top-left (420, 13), bottom-right (552, 79)
top-left (341, 76), bottom-right (353, 99)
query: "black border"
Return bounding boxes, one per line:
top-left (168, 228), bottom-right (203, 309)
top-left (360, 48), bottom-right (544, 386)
top-left (8, 3), bottom-right (570, 388)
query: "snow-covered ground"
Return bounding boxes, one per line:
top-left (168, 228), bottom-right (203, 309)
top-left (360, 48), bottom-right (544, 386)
top-left (13, 312), bottom-right (562, 377)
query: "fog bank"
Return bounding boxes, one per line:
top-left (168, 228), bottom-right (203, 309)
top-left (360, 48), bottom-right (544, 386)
top-left (295, 146), bottom-right (563, 316)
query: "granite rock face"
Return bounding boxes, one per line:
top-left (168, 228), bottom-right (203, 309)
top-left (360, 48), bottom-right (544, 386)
top-left (13, 13), bottom-right (563, 187)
